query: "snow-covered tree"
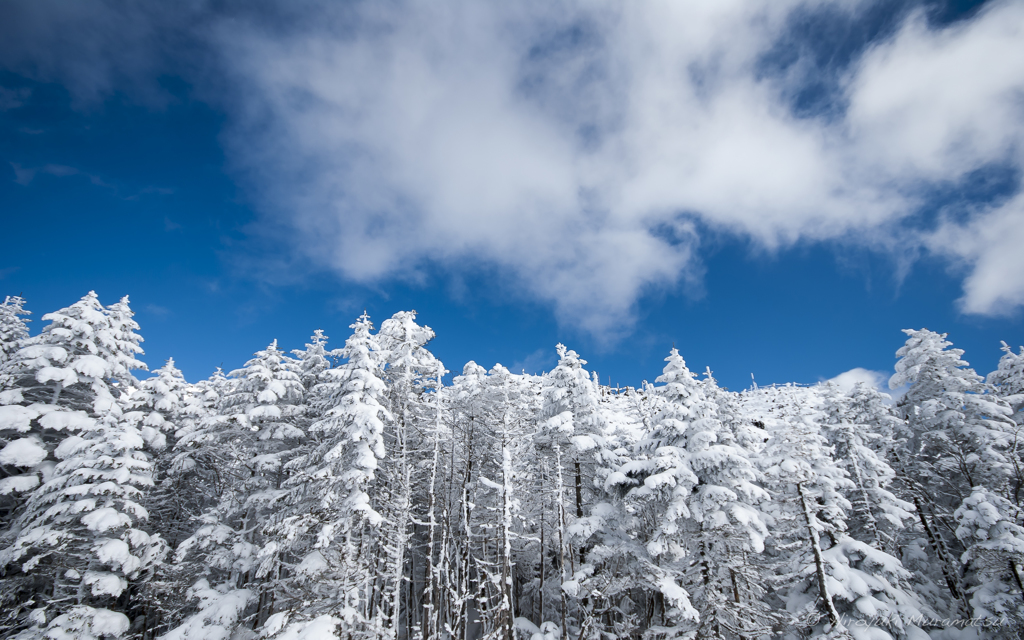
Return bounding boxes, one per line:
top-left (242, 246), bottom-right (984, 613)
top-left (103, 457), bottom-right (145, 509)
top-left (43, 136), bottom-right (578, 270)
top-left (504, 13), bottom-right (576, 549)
top-left (954, 486), bottom-right (1024, 627)
top-left (293, 329), bottom-right (333, 402)
top-left (890, 329), bottom-right (1017, 615)
top-left (372, 310), bottom-right (442, 639)
top-left (0, 295), bottom-right (30, 368)
top-left (754, 384), bottom-right (930, 640)
top-left (622, 349), bottom-right (772, 639)
top-left (255, 313), bottom-right (393, 638)
top-left (988, 343), bottom-right (1024, 510)
top-left (172, 340), bottom-right (307, 632)
top-left (819, 382), bottom-right (914, 553)
top-left (0, 293), bottom-right (165, 638)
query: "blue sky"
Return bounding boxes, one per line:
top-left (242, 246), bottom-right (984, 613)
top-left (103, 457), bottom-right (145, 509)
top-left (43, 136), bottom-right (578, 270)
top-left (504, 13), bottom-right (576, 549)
top-left (1, 0), bottom-right (1022, 392)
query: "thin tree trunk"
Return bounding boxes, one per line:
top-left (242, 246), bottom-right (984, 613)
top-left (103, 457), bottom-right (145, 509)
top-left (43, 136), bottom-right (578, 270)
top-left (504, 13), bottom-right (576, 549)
top-left (797, 482), bottom-right (841, 629)
top-left (556, 445), bottom-right (569, 640)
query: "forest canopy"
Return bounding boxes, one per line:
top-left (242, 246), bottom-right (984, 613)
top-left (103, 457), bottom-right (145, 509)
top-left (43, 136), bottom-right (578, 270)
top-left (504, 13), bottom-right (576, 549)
top-left (1, 292), bottom-right (1023, 640)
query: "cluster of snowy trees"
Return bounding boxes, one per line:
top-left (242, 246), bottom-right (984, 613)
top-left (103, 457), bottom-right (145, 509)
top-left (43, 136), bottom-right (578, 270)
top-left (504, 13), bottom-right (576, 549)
top-left (1, 292), bottom-right (1023, 640)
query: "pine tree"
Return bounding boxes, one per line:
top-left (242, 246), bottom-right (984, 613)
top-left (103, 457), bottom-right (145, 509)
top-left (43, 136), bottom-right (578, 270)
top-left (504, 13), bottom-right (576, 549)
top-left (988, 342), bottom-right (1024, 509)
top-left (173, 340), bottom-right (307, 633)
top-left (954, 486), bottom-right (1024, 626)
top-left (0, 295), bottom-right (30, 368)
top-left (754, 384), bottom-right (930, 640)
top-left (890, 328), bottom-right (1017, 615)
top-left (623, 349), bottom-right (771, 639)
top-left (374, 311), bottom-right (442, 640)
top-left (0, 293), bottom-right (165, 638)
top-left (292, 329), bottom-right (333, 404)
top-left (257, 313), bottom-right (392, 638)
top-left (819, 382), bottom-right (914, 553)
top-left (124, 358), bottom-right (209, 636)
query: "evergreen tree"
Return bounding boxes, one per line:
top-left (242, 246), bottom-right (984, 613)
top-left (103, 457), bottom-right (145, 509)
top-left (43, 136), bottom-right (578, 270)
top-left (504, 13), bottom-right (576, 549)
top-left (755, 384), bottom-right (929, 640)
top-left (173, 340), bottom-right (306, 633)
top-left (0, 293), bottom-right (164, 638)
top-left (954, 486), bottom-right (1024, 627)
top-left (988, 342), bottom-right (1024, 509)
top-left (0, 295), bottom-right (30, 368)
top-left (259, 313), bottom-right (392, 638)
top-left (819, 382), bottom-right (915, 553)
top-left (292, 330), bottom-right (332, 393)
top-left (624, 349), bottom-right (771, 639)
top-left (890, 329), bottom-right (1017, 615)
top-left (372, 310), bottom-right (442, 639)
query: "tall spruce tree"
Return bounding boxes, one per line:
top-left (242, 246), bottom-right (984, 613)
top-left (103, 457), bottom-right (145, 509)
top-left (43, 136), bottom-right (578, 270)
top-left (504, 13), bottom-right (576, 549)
top-left (0, 293), bottom-right (165, 639)
top-left (891, 329), bottom-right (1017, 616)
top-left (0, 295), bottom-right (30, 369)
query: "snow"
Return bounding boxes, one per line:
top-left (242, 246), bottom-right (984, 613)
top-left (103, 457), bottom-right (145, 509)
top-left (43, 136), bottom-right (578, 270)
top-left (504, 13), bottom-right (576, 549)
top-left (262, 612), bottom-right (290, 637)
top-left (83, 570), bottom-right (128, 597)
top-left (0, 389), bottom-right (24, 405)
top-left (95, 538), bottom-right (139, 573)
top-left (0, 404), bottom-right (40, 431)
top-left (54, 435), bottom-right (87, 459)
top-left (161, 580), bottom-right (254, 640)
top-left (89, 608), bottom-right (131, 636)
top-left (0, 437), bottom-right (47, 466)
top-left (0, 473), bottom-right (40, 494)
top-left (514, 617), bottom-right (540, 636)
top-left (36, 365), bottom-right (79, 386)
top-left (40, 410), bottom-right (97, 432)
top-left (273, 615), bottom-right (340, 640)
top-left (657, 575), bottom-right (698, 621)
top-left (45, 606), bottom-right (130, 640)
top-left (296, 550), bottom-right (328, 577)
top-left (848, 626), bottom-right (895, 640)
top-left (18, 344), bottom-right (68, 363)
top-left (73, 354), bottom-right (110, 378)
top-left (82, 507), bottom-right (132, 532)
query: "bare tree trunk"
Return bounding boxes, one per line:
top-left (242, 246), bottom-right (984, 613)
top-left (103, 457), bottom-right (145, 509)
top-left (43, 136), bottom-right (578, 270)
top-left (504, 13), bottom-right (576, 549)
top-left (499, 390), bottom-right (515, 640)
top-left (539, 460), bottom-right (546, 626)
top-left (556, 445), bottom-right (569, 640)
top-left (797, 482), bottom-right (841, 629)
top-left (423, 364), bottom-right (444, 640)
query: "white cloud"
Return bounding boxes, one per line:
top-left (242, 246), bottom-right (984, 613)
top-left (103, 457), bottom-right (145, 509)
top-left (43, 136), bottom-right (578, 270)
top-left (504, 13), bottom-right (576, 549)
top-left (205, 0), bottom-right (1024, 335)
top-left (5, 0), bottom-right (1024, 335)
top-left (826, 367), bottom-right (889, 394)
top-left (926, 192), bottom-right (1024, 316)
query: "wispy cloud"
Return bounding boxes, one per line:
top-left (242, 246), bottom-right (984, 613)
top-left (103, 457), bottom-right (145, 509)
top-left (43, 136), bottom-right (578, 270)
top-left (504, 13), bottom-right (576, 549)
top-left (509, 347), bottom-right (557, 376)
top-left (142, 303), bottom-right (171, 318)
top-left (9, 162), bottom-right (175, 201)
top-left (9, 162), bottom-right (104, 187)
top-left (0, 86), bottom-right (30, 110)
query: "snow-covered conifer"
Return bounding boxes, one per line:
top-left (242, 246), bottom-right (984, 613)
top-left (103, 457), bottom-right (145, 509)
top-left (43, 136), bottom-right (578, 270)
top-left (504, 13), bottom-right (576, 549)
top-left (624, 349), bottom-right (771, 638)
top-left (172, 340), bottom-right (307, 632)
top-left (0, 295), bottom-right (30, 367)
top-left (255, 313), bottom-right (392, 638)
top-left (293, 329), bottom-right (332, 397)
top-left (0, 293), bottom-right (164, 637)
top-left (954, 487), bottom-right (1024, 626)
top-left (756, 384), bottom-right (929, 639)
top-left (819, 382), bottom-right (914, 552)
top-left (890, 329), bottom-right (1017, 615)
top-left (374, 311), bottom-right (442, 639)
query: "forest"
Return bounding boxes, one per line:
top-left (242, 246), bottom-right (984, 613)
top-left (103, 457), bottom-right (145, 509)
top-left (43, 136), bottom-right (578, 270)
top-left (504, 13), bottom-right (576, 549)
top-left (1, 292), bottom-right (1023, 640)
